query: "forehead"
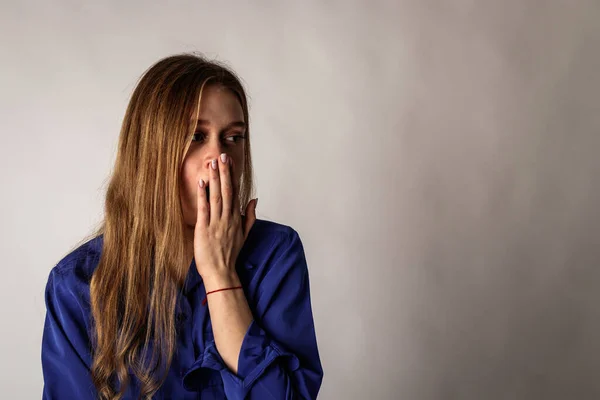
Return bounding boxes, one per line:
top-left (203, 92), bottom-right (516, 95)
top-left (196, 84), bottom-right (244, 123)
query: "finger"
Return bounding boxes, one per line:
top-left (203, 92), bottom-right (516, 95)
top-left (209, 158), bottom-right (222, 224)
top-left (243, 198), bottom-right (258, 241)
top-left (219, 153), bottom-right (233, 220)
top-left (196, 178), bottom-right (209, 229)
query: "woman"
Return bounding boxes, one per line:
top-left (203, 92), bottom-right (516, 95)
top-left (41, 53), bottom-right (324, 399)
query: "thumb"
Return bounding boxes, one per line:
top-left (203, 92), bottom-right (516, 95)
top-left (243, 198), bottom-right (258, 241)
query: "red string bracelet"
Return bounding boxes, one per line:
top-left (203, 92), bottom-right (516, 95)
top-left (201, 286), bottom-right (243, 306)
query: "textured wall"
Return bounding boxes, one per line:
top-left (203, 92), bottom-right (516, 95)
top-left (1, 1), bottom-right (598, 398)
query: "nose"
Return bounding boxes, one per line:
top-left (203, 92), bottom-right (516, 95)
top-left (203, 139), bottom-right (227, 170)
top-left (203, 153), bottom-right (235, 173)
top-left (205, 154), bottom-right (234, 170)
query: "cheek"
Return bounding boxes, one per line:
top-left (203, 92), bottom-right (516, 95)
top-left (230, 165), bottom-right (242, 192)
top-left (179, 165), bottom-right (200, 226)
top-left (231, 154), bottom-right (244, 179)
top-left (181, 168), bottom-right (195, 193)
top-left (180, 162), bottom-right (200, 206)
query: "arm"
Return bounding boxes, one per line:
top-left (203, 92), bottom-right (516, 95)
top-left (41, 269), bottom-right (98, 399)
top-left (184, 230), bottom-right (324, 399)
top-left (202, 272), bottom-right (253, 374)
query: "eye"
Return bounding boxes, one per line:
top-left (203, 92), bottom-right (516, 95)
top-left (191, 132), bottom-right (246, 144)
top-left (225, 135), bottom-right (246, 144)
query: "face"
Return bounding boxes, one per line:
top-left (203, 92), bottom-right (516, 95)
top-left (180, 84), bottom-right (247, 229)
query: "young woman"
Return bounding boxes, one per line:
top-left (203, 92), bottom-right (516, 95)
top-left (41, 54), bottom-right (323, 399)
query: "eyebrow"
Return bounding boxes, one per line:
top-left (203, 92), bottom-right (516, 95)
top-left (195, 119), bottom-right (247, 133)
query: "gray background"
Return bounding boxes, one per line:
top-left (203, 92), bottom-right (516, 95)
top-left (1, 1), bottom-right (599, 399)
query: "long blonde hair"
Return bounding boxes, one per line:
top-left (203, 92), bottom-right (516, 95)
top-left (85, 53), bottom-right (254, 399)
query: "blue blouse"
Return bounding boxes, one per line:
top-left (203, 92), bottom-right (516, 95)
top-left (41, 219), bottom-right (323, 399)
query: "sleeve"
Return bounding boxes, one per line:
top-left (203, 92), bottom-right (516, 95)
top-left (183, 229), bottom-right (324, 399)
top-left (41, 269), bottom-right (98, 399)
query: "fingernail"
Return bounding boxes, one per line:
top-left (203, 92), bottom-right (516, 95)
top-left (220, 153), bottom-right (227, 163)
top-left (198, 179), bottom-right (205, 188)
top-left (255, 198), bottom-right (259, 208)
top-left (211, 159), bottom-right (217, 170)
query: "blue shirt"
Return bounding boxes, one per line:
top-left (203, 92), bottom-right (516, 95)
top-left (41, 219), bottom-right (323, 399)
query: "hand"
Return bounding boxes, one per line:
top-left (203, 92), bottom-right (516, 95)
top-left (194, 153), bottom-right (257, 287)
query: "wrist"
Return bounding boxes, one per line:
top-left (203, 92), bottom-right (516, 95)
top-left (202, 271), bottom-right (241, 292)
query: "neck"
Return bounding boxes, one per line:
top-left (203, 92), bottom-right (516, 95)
top-left (184, 227), bottom-right (195, 263)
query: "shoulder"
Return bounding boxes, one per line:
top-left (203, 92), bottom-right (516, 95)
top-left (238, 218), bottom-right (308, 284)
top-left (239, 219), bottom-right (312, 314)
top-left (42, 236), bottom-right (102, 367)
top-left (243, 218), bottom-right (305, 263)
top-left (45, 234), bottom-right (104, 301)
top-left (248, 218), bottom-right (300, 242)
